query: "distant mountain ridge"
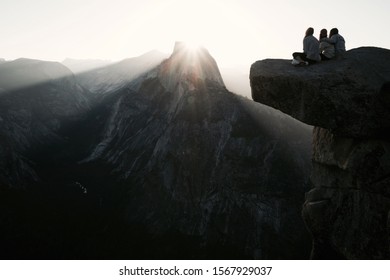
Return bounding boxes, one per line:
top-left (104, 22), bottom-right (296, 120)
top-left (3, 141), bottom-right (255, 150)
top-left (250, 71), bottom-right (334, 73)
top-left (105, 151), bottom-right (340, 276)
top-left (0, 58), bottom-right (90, 187)
top-left (68, 50), bottom-right (168, 96)
top-left (0, 58), bottom-right (75, 92)
top-left (62, 58), bottom-right (112, 74)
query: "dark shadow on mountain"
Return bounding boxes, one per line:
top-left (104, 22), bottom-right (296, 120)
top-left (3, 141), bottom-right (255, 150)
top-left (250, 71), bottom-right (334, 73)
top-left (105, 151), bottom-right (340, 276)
top-left (0, 46), bottom-right (313, 260)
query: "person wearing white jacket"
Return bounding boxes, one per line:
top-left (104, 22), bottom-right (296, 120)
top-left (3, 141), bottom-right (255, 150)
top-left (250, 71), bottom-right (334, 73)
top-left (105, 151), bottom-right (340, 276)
top-left (292, 27), bottom-right (321, 65)
top-left (319, 29), bottom-right (335, 60)
top-left (324, 28), bottom-right (346, 55)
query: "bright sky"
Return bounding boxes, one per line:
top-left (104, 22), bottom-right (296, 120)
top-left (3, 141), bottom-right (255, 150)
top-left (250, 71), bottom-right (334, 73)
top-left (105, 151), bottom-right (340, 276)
top-left (1, 0), bottom-right (390, 69)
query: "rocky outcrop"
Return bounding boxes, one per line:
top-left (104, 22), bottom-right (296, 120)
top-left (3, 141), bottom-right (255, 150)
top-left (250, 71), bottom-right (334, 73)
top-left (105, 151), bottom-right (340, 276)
top-left (250, 47), bottom-right (390, 139)
top-left (250, 47), bottom-right (390, 259)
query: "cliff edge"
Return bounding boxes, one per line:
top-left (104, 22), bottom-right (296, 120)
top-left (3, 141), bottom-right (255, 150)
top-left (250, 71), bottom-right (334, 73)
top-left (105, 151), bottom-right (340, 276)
top-left (250, 47), bottom-right (390, 259)
top-left (250, 47), bottom-right (390, 139)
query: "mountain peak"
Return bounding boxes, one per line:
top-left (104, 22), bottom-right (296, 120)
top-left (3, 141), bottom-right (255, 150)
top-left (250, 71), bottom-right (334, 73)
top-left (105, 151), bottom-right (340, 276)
top-left (157, 42), bottom-right (225, 93)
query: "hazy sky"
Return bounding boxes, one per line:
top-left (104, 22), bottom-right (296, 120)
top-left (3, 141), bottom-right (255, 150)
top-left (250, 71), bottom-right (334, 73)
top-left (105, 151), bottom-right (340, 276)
top-left (1, 0), bottom-right (390, 69)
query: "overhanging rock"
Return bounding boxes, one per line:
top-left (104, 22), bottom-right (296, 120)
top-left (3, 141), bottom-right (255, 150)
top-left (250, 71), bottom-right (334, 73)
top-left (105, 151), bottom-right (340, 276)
top-left (250, 47), bottom-right (390, 139)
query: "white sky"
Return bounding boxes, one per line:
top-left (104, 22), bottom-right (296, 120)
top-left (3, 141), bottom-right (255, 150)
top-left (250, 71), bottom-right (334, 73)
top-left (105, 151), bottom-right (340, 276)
top-left (1, 0), bottom-right (390, 70)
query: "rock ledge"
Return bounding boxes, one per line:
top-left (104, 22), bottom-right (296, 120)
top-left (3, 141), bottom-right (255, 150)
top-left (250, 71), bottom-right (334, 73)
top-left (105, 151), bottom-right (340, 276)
top-left (250, 47), bottom-right (390, 139)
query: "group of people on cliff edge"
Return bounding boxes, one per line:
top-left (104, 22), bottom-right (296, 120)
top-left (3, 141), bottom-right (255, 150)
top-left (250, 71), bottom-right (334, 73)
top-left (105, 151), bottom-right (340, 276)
top-left (292, 27), bottom-right (346, 65)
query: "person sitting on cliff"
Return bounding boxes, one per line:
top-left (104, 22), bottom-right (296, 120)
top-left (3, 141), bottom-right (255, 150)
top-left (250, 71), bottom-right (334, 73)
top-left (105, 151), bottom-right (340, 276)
top-left (323, 28), bottom-right (346, 56)
top-left (319, 29), bottom-right (335, 61)
top-left (292, 27), bottom-right (321, 65)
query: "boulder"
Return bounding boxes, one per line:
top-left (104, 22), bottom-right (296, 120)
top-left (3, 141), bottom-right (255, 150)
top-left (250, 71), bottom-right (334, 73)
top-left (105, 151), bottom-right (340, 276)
top-left (250, 47), bottom-right (390, 139)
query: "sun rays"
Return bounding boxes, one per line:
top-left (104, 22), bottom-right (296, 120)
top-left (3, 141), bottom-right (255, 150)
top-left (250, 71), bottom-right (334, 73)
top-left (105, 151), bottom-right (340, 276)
top-left (158, 41), bottom-right (224, 93)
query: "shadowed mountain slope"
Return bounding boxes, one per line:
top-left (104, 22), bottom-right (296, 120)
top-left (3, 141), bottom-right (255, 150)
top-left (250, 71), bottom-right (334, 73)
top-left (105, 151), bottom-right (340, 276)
top-left (1, 43), bottom-right (312, 259)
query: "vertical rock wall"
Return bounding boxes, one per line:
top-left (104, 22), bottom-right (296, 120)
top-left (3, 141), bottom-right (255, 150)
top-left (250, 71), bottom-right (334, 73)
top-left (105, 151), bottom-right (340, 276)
top-left (303, 127), bottom-right (390, 259)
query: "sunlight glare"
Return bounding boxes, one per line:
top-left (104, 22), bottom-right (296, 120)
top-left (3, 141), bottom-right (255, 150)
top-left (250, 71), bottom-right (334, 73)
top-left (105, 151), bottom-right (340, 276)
top-left (183, 41), bottom-right (201, 52)
top-left (115, 0), bottom-right (260, 67)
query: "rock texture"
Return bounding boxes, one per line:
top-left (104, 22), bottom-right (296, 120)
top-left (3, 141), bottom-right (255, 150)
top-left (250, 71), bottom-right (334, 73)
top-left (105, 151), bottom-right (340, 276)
top-left (0, 44), bottom-right (312, 259)
top-left (79, 42), bottom-right (313, 259)
top-left (250, 47), bottom-right (390, 259)
top-left (250, 47), bottom-right (390, 139)
top-left (305, 127), bottom-right (390, 259)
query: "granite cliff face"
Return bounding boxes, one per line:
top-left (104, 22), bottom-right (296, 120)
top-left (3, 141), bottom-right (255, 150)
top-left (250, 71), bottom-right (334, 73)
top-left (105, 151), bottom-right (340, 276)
top-left (79, 42), bottom-right (313, 259)
top-left (250, 47), bottom-right (390, 259)
top-left (0, 44), bottom-right (312, 259)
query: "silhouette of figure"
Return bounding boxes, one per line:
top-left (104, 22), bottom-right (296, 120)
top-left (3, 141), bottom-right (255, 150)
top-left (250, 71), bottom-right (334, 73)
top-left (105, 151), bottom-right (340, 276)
top-left (292, 27), bottom-right (321, 65)
top-left (319, 29), bottom-right (335, 61)
top-left (324, 28), bottom-right (346, 56)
